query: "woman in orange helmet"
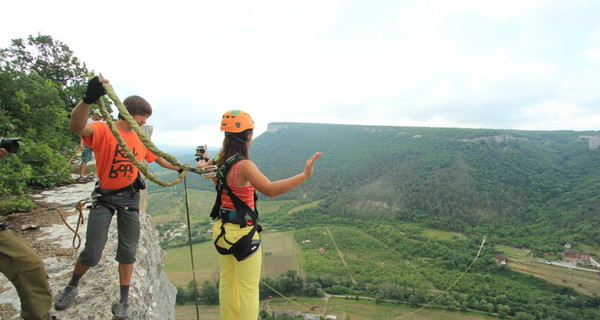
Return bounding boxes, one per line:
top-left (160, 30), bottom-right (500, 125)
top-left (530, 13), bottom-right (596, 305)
top-left (198, 110), bottom-right (321, 320)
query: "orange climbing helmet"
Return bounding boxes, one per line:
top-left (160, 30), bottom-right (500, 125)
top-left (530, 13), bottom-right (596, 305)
top-left (221, 110), bottom-right (254, 133)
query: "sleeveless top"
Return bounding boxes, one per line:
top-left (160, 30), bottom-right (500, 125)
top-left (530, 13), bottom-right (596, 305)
top-left (220, 161), bottom-right (255, 210)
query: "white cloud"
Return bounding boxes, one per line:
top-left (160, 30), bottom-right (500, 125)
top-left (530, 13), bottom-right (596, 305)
top-left (517, 100), bottom-right (600, 131)
top-left (1, 0), bottom-right (600, 147)
top-left (582, 48), bottom-right (600, 62)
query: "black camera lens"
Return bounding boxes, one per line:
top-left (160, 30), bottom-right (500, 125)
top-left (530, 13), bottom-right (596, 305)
top-left (0, 138), bottom-right (21, 153)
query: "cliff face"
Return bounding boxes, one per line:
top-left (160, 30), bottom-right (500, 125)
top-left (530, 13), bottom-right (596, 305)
top-left (0, 180), bottom-right (177, 320)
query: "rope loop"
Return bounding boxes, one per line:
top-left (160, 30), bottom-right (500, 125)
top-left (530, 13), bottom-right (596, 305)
top-left (96, 82), bottom-right (194, 187)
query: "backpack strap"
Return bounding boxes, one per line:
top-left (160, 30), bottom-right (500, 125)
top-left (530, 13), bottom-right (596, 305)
top-left (210, 154), bottom-right (260, 228)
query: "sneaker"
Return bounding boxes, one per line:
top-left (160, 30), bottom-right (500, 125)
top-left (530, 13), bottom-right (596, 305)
top-left (54, 286), bottom-right (78, 310)
top-left (112, 302), bottom-right (129, 319)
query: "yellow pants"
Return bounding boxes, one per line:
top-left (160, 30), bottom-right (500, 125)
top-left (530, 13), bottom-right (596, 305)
top-left (0, 229), bottom-right (52, 320)
top-left (213, 220), bottom-right (262, 320)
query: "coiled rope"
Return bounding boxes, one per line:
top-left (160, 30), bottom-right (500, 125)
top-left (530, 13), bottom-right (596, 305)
top-left (55, 199), bottom-right (88, 249)
top-left (96, 82), bottom-right (198, 187)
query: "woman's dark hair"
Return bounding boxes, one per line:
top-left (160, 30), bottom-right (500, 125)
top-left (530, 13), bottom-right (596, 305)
top-left (217, 129), bottom-right (253, 166)
top-left (119, 95), bottom-right (152, 119)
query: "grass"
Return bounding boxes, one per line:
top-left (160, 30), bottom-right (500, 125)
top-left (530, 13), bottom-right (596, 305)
top-left (148, 190), bottom-right (215, 224)
top-left (259, 199), bottom-right (295, 214)
top-left (156, 197), bottom-right (600, 318)
top-left (496, 244), bottom-right (532, 257)
top-left (262, 296), bottom-right (325, 316)
top-left (164, 240), bottom-right (220, 287)
top-left (261, 231), bottom-right (299, 278)
top-left (579, 243), bottom-right (600, 257)
top-left (159, 196), bottom-right (302, 287)
top-left (164, 230), bottom-right (300, 286)
top-left (296, 226), bottom-right (429, 287)
top-left (507, 259), bottom-right (600, 296)
top-left (498, 244), bottom-right (600, 296)
top-left (175, 304), bottom-right (220, 320)
top-left (328, 297), bottom-right (497, 320)
top-left (288, 199), bottom-right (324, 214)
top-left (264, 297), bottom-right (497, 320)
top-left (421, 228), bottom-right (460, 241)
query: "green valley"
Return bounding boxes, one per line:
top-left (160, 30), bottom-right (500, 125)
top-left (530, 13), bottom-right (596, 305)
top-left (146, 122), bottom-right (600, 319)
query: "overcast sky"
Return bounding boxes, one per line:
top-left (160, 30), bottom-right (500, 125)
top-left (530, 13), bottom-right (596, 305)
top-left (1, 0), bottom-right (600, 148)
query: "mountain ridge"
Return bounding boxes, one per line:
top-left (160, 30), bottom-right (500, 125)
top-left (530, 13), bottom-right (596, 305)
top-left (248, 122), bottom-right (600, 251)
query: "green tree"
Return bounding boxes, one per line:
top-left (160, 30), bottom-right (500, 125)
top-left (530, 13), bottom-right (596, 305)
top-left (175, 286), bottom-right (187, 305)
top-left (0, 33), bottom-right (91, 108)
top-left (513, 312), bottom-right (535, 320)
top-left (497, 304), bottom-right (511, 318)
top-left (0, 34), bottom-right (106, 213)
top-left (199, 280), bottom-right (219, 305)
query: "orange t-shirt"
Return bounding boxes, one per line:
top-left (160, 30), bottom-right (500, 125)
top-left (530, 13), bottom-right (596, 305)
top-left (83, 122), bottom-right (158, 190)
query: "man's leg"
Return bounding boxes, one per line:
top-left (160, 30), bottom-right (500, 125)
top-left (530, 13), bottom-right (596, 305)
top-left (79, 162), bottom-right (87, 179)
top-left (112, 194), bottom-right (140, 319)
top-left (0, 230), bottom-right (53, 320)
top-left (118, 263), bottom-right (134, 303)
top-left (56, 202), bottom-right (113, 310)
top-left (68, 259), bottom-right (90, 287)
top-left (79, 147), bottom-right (92, 180)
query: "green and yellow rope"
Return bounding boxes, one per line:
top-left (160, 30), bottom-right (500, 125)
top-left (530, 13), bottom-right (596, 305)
top-left (95, 82), bottom-right (196, 187)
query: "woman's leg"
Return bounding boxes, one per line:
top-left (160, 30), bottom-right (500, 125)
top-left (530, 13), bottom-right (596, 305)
top-left (237, 247), bottom-right (262, 320)
top-left (218, 253), bottom-right (240, 319)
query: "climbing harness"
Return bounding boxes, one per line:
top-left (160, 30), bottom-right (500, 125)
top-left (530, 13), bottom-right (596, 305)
top-left (210, 154), bottom-right (262, 261)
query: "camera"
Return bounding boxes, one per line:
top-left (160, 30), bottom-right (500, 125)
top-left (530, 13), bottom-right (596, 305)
top-left (0, 138), bottom-right (21, 153)
top-left (195, 145), bottom-right (208, 161)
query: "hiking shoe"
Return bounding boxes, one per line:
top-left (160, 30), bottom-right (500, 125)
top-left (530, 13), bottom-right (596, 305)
top-left (112, 302), bottom-right (129, 319)
top-left (54, 286), bottom-right (78, 310)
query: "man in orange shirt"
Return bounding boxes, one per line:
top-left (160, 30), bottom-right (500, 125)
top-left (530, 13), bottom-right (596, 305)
top-left (54, 77), bottom-right (181, 319)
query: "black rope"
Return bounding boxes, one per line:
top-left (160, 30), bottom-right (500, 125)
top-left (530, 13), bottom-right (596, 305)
top-left (183, 176), bottom-right (201, 320)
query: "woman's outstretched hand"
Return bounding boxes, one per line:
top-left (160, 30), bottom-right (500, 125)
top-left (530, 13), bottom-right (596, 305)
top-left (303, 152), bottom-right (322, 178)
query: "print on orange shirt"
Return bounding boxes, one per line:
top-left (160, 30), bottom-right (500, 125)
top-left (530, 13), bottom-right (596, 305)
top-left (109, 144), bottom-right (138, 179)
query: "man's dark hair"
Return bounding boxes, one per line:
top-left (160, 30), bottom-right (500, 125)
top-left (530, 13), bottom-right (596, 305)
top-left (123, 95), bottom-right (152, 116)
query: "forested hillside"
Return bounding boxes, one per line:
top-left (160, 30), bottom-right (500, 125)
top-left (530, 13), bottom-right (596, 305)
top-left (0, 34), bottom-right (115, 213)
top-left (151, 123), bottom-right (600, 319)
top-left (250, 123), bottom-right (600, 252)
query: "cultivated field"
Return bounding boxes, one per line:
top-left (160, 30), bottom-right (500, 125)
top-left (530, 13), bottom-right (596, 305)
top-left (164, 240), bottom-right (219, 286)
top-left (261, 231), bottom-right (300, 278)
top-left (148, 190), bottom-right (215, 225)
top-left (264, 296), bottom-right (497, 320)
top-left (421, 228), bottom-right (461, 241)
top-left (159, 204), bottom-right (600, 319)
top-left (175, 305), bottom-right (220, 320)
top-left (170, 228), bottom-right (497, 320)
top-left (497, 244), bottom-right (600, 297)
